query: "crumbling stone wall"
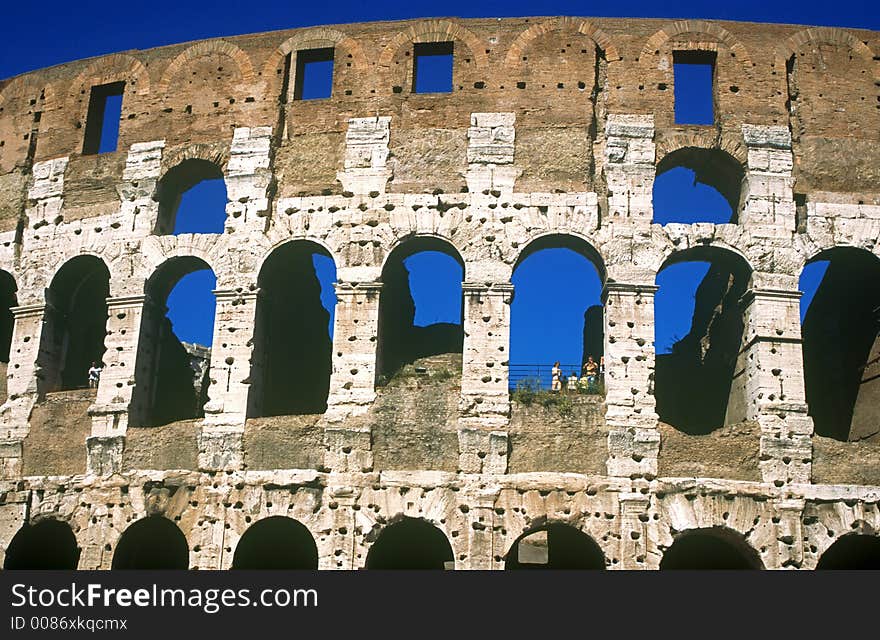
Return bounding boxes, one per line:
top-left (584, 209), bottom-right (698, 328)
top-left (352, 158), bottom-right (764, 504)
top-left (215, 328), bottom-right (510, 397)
top-left (0, 16), bottom-right (878, 570)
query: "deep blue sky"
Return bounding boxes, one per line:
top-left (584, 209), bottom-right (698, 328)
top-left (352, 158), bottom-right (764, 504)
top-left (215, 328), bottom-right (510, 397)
top-left (2, 1), bottom-right (868, 364)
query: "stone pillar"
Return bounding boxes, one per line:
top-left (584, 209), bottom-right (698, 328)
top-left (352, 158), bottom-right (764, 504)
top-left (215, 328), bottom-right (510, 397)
top-left (225, 127), bottom-right (273, 233)
top-left (86, 294), bottom-right (153, 475)
top-left (602, 282), bottom-right (660, 477)
top-left (617, 491), bottom-right (650, 570)
top-left (324, 282), bottom-right (381, 422)
top-left (0, 303), bottom-right (46, 478)
top-left (464, 112), bottom-right (520, 195)
top-left (737, 288), bottom-right (812, 485)
top-left (603, 114), bottom-right (655, 224)
top-left (462, 487), bottom-right (498, 569)
top-left (199, 288), bottom-right (259, 471)
top-left (117, 140), bottom-right (164, 234)
top-left (26, 157), bottom-right (67, 229)
top-left (459, 282), bottom-right (512, 426)
top-left (336, 117), bottom-right (392, 196)
top-left (773, 497), bottom-right (805, 569)
top-left (457, 282), bottom-right (512, 473)
top-left (740, 125), bottom-right (795, 233)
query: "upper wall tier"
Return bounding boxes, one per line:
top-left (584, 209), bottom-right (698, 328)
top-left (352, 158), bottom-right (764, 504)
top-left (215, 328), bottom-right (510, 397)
top-left (0, 16), bottom-right (878, 230)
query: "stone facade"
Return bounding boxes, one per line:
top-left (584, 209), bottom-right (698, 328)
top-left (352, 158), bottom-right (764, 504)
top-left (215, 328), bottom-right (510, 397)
top-left (0, 16), bottom-right (878, 570)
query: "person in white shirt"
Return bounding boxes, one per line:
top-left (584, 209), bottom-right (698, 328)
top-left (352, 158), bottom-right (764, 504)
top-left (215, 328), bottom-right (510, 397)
top-left (88, 362), bottom-right (102, 389)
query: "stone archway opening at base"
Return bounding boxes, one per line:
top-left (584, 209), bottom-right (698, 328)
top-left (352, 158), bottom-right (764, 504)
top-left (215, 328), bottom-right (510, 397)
top-left (40, 255), bottom-right (110, 392)
top-left (247, 240), bottom-right (337, 417)
top-left (130, 257), bottom-right (216, 427)
top-left (654, 247), bottom-right (751, 434)
top-left (816, 534), bottom-right (880, 569)
top-left (364, 517), bottom-right (455, 570)
top-left (510, 234), bottom-right (606, 395)
top-left (111, 516), bottom-right (189, 569)
top-left (232, 516), bottom-right (318, 569)
top-left (800, 247), bottom-right (880, 442)
top-left (376, 237), bottom-right (464, 385)
top-left (3, 519), bottom-right (81, 569)
top-left (660, 527), bottom-right (762, 570)
top-left (505, 522), bottom-right (606, 570)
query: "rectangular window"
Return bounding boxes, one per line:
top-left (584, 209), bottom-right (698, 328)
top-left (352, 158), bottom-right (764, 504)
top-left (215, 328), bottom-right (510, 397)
top-left (673, 51), bottom-right (716, 125)
top-left (293, 48), bottom-right (334, 100)
top-left (82, 81), bottom-right (125, 155)
top-left (413, 42), bottom-right (453, 94)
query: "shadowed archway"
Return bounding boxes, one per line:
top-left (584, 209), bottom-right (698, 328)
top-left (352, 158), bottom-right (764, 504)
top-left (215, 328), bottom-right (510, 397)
top-left (112, 516), bottom-right (189, 570)
top-left (232, 516), bottom-right (318, 569)
top-left (365, 517), bottom-right (454, 570)
top-left (505, 523), bottom-right (605, 570)
top-left (660, 527), bottom-right (762, 570)
top-left (3, 519), bottom-right (81, 569)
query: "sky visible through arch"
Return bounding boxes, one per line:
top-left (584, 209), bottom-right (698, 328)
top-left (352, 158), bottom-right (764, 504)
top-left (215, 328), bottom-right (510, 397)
top-left (1, 1), bottom-right (871, 357)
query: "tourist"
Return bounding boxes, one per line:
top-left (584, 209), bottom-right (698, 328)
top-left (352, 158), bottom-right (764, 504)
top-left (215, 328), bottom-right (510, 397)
top-left (551, 361), bottom-right (562, 392)
top-left (568, 371), bottom-right (579, 393)
top-left (88, 362), bottom-right (102, 389)
top-left (583, 355), bottom-right (598, 390)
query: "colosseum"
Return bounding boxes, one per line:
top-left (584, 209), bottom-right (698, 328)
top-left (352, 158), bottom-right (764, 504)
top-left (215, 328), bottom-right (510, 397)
top-left (0, 15), bottom-right (878, 571)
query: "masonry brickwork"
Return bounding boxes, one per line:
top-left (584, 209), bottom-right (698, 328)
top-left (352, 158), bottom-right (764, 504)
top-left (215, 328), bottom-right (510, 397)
top-left (0, 16), bottom-right (878, 570)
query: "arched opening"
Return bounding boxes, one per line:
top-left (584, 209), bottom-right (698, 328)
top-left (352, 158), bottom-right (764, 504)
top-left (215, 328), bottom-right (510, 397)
top-left (112, 516), bottom-right (189, 569)
top-left (375, 237), bottom-right (463, 384)
top-left (654, 247), bottom-right (751, 434)
top-left (155, 159), bottom-right (226, 235)
top-left (800, 248), bottom-right (880, 441)
top-left (653, 147), bottom-right (744, 225)
top-left (510, 235), bottom-right (605, 393)
top-left (365, 517), bottom-right (454, 570)
top-left (505, 523), bottom-right (605, 570)
top-left (232, 516), bottom-right (318, 569)
top-left (0, 269), bottom-right (17, 363)
top-left (660, 527), bottom-right (762, 570)
top-left (40, 255), bottom-right (110, 392)
top-left (816, 534), bottom-right (880, 569)
top-left (248, 241), bottom-right (336, 417)
top-left (3, 519), bottom-right (80, 569)
top-left (130, 257), bottom-right (216, 427)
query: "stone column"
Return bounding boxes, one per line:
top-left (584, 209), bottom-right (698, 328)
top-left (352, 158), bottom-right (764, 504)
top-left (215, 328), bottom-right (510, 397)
top-left (740, 125), bottom-right (795, 233)
top-left (336, 117), bottom-right (392, 196)
top-left (0, 303), bottom-right (46, 478)
top-left (602, 282), bottom-right (660, 478)
top-left (773, 497), bottom-right (805, 569)
top-left (117, 140), bottom-right (164, 234)
top-left (603, 114), bottom-right (655, 225)
top-left (617, 491), bottom-right (650, 570)
top-left (86, 294), bottom-right (152, 475)
top-left (736, 287), bottom-right (812, 485)
top-left (225, 127), bottom-right (273, 234)
top-left (199, 288), bottom-right (259, 471)
top-left (457, 282), bottom-right (512, 474)
top-left (324, 281), bottom-right (381, 422)
top-left (464, 112), bottom-right (520, 195)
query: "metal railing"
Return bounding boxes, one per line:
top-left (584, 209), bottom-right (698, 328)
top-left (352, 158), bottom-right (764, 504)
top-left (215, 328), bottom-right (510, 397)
top-left (508, 363), bottom-right (588, 391)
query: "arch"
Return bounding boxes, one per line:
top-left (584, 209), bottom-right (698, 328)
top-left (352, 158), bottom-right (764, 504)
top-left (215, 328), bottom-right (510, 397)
top-left (510, 234), bottom-right (606, 392)
top-left (504, 17), bottom-right (621, 68)
top-left (70, 53), bottom-right (151, 100)
top-left (660, 527), bottom-right (762, 569)
top-left (0, 269), bottom-right (18, 363)
top-left (112, 516), bottom-right (189, 569)
top-left (640, 20), bottom-right (752, 67)
top-left (232, 516), bottom-right (318, 569)
top-left (505, 522), bottom-right (605, 569)
top-left (512, 233), bottom-right (606, 283)
top-left (378, 19), bottom-right (488, 69)
top-left (40, 255), bottom-right (110, 392)
top-left (247, 240), bottom-right (336, 417)
top-left (3, 519), bottom-right (80, 569)
top-left (365, 517), bottom-right (454, 570)
top-left (376, 236), bottom-right (464, 382)
top-left (655, 246), bottom-right (752, 434)
top-left (776, 27), bottom-right (876, 69)
top-left (0, 74), bottom-right (58, 111)
top-left (130, 256), bottom-right (216, 427)
top-left (157, 40), bottom-right (255, 95)
top-left (800, 247), bottom-right (880, 441)
top-left (155, 159), bottom-right (227, 235)
top-left (817, 534), bottom-right (880, 569)
top-left (262, 28), bottom-right (369, 79)
top-left (655, 146), bottom-right (746, 219)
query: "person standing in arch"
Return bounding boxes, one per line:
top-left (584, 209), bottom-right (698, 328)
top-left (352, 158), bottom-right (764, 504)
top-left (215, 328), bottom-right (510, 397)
top-left (88, 361), bottom-right (102, 389)
top-left (583, 355), bottom-right (598, 391)
top-left (551, 361), bottom-right (562, 392)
